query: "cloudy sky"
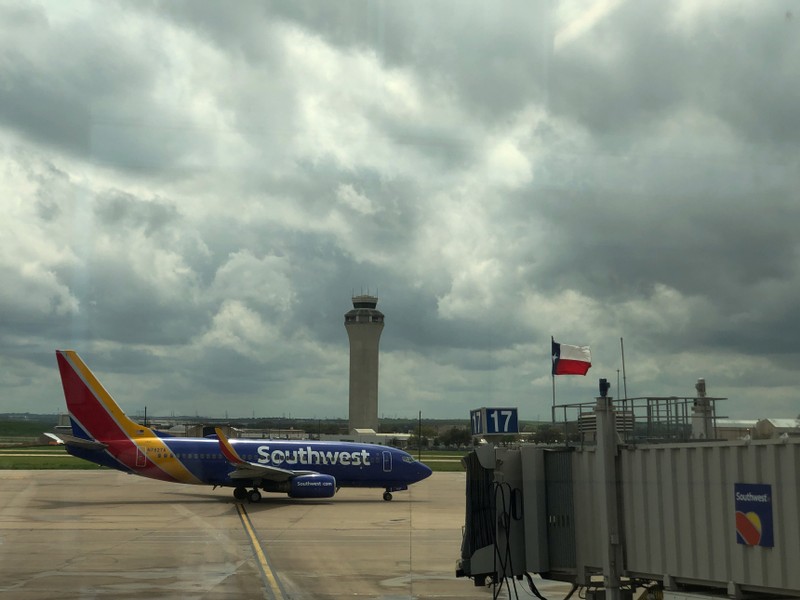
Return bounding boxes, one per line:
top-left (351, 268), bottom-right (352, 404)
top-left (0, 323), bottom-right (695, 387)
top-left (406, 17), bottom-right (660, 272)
top-left (1, 0), bottom-right (798, 422)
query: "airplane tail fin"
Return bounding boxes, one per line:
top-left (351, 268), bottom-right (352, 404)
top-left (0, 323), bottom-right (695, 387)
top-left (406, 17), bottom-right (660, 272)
top-left (55, 350), bottom-right (154, 443)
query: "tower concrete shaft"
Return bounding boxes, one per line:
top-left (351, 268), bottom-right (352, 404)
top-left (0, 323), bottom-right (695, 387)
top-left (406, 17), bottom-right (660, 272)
top-left (344, 295), bottom-right (384, 433)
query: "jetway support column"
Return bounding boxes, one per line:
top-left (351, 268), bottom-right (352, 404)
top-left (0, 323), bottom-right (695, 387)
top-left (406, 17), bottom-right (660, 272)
top-left (595, 392), bottom-right (623, 600)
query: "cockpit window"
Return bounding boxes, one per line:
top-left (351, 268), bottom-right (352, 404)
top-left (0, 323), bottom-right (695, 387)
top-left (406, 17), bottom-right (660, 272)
top-left (402, 455), bottom-right (415, 464)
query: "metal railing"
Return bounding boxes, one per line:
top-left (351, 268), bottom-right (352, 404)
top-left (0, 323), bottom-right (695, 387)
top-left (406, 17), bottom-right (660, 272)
top-left (553, 395), bottom-right (726, 446)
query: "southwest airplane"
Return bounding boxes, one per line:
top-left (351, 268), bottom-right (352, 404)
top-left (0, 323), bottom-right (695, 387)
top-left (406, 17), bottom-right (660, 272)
top-left (51, 350), bottom-right (432, 502)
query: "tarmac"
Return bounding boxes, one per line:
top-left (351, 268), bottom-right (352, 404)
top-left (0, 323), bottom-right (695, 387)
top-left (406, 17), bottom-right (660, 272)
top-left (0, 470), bottom-right (572, 599)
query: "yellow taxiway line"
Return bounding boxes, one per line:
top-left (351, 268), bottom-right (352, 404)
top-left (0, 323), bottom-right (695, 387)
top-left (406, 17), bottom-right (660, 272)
top-left (236, 503), bottom-right (284, 600)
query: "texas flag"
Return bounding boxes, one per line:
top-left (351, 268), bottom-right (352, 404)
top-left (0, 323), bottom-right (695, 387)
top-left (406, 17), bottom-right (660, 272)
top-left (551, 339), bottom-right (592, 376)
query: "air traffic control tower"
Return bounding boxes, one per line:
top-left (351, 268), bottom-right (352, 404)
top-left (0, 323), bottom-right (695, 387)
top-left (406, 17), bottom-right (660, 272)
top-left (344, 295), bottom-right (384, 434)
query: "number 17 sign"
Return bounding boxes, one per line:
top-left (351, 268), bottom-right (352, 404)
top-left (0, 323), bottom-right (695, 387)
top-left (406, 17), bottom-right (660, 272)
top-left (470, 407), bottom-right (519, 436)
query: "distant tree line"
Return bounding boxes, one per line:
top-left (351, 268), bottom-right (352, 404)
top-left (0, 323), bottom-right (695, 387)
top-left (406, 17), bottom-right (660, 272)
top-left (225, 417), bottom-right (567, 448)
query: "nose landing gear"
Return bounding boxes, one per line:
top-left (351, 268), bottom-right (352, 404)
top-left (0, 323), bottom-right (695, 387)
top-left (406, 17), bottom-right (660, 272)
top-left (382, 484), bottom-right (407, 501)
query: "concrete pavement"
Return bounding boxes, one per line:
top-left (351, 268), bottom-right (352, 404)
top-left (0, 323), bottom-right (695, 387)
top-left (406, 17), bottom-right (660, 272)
top-left (0, 470), bottom-right (571, 599)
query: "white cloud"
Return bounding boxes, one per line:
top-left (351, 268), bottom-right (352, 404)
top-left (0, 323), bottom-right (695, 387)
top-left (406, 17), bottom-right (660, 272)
top-left (196, 299), bottom-right (279, 360)
top-left (485, 139), bottom-right (533, 189)
top-left (667, 0), bottom-right (762, 34)
top-left (555, 0), bottom-right (628, 50)
top-left (0, 152), bottom-right (80, 319)
top-left (336, 184), bottom-right (376, 215)
top-left (209, 251), bottom-right (294, 313)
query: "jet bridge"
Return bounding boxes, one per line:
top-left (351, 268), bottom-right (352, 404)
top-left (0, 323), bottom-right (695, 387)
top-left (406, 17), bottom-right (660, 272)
top-left (457, 389), bottom-right (800, 599)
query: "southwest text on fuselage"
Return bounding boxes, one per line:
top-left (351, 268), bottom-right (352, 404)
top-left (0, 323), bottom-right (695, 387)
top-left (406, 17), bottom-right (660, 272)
top-left (256, 445), bottom-right (372, 467)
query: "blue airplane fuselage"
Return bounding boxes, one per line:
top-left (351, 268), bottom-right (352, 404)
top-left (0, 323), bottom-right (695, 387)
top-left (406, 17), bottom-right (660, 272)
top-left (68, 436), bottom-right (429, 490)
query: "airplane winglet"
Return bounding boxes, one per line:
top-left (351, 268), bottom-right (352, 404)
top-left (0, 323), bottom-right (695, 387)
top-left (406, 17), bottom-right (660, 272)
top-left (215, 427), bottom-right (309, 482)
top-left (215, 427), bottom-right (246, 464)
top-left (44, 432), bottom-right (64, 445)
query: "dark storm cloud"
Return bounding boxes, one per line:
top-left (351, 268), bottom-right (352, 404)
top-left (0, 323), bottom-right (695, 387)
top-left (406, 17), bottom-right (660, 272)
top-left (192, 347), bottom-right (277, 395)
top-left (93, 190), bottom-right (180, 236)
top-left (95, 346), bottom-right (166, 375)
top-left (514, 178), bottom-right (800, 357)
top-left (379, 285), bottom-right (536, 360)
top-left (529, 188), bottom-right (798, 298)
top-left (152, 0), bottom-right (553, 121)
top-left (550, 2), bottom-right (800, 145)
top-left (264, 160), bottom-right (423, 236)
top-left (8, 160), bottom-right (212, 349)
top-left (0, 264), bottom-right (74, 339)
top-left (0, 2), bottom-right (252, 175)
top-left (144, 0), bottom-right (286, 64)
top-left (318, 0), bottom-right (555, 120)
top-left (0, 4), bottom-right (154, 160)
top-left (55, 256), bottom-right (205, 346)
top-left (374, 118), bottom-right (475, 170)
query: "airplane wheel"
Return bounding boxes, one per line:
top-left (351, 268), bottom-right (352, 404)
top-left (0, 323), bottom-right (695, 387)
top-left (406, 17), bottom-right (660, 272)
top-left (233, 487), bottom-right (247, 501)
top-left (248, 489), bottom-right (262, 503)
top-left (383, 491), bottom-right (393, 501)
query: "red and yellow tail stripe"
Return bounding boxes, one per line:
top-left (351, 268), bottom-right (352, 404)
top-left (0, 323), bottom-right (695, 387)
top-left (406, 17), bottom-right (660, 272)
top-left (56, 350), bottom-right (201, 484)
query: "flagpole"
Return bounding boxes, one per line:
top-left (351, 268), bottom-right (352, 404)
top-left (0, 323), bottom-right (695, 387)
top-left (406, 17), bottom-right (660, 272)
top-left (551, 336), bottom-right (556, 423)
top-left (620, 337), bottom-right (628, 399)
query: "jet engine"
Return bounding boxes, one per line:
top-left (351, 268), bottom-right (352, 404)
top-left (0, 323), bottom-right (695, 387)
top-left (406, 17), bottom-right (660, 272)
top-left (288, 474), bottom-right (337, 498)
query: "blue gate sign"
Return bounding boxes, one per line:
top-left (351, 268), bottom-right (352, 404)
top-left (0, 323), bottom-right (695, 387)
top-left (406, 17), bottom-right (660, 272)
top-left (735, 483), bottom-right (774, 547)
top-left (470, 408), bottom-right (518, 436)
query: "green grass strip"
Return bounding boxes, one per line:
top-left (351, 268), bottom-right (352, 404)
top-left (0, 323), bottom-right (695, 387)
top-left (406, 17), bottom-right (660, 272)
top-left (0, 455), bottom-right (106, 469)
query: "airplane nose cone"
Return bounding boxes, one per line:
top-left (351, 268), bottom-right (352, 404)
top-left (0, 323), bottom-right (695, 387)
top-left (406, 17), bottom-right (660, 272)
top-left (416, 461), bottom-right (433, 481)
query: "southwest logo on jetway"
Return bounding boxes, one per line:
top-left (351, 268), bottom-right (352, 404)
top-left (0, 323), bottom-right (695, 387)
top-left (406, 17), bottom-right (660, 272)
top-left (257, 445), bottom-right (371, 467)
top-left (735, 483), bottom-right (774, 547)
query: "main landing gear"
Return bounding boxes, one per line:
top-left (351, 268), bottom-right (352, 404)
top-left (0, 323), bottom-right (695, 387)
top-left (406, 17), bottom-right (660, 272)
top-left (235, 486), bottom-right (395, 502)
top-left (234, 486), bottom-right (261, 503)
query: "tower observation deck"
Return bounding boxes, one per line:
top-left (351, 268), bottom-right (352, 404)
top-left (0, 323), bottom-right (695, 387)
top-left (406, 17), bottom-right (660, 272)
top-left (344, 295), bottom-right (384, 434)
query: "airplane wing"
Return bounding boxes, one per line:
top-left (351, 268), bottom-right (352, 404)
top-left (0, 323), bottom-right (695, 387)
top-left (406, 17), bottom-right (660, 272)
top-left (215, 428), bottom-right (316, 482)
top-left (45, 431), bottom-right (108, 451)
